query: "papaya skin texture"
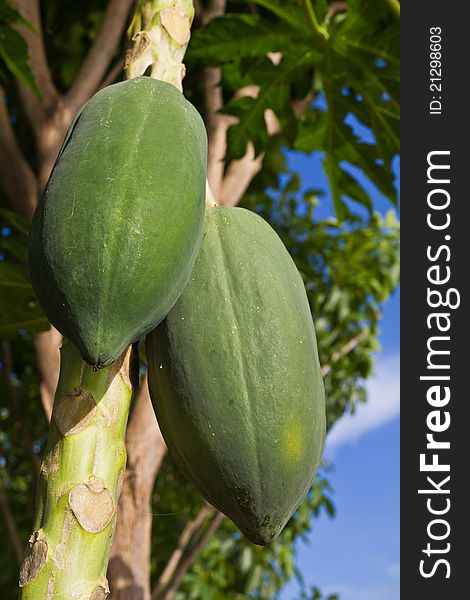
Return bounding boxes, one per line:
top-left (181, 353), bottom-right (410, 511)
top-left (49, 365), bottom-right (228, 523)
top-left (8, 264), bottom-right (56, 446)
top-left (147, 206), bottom-right (326, 545)
top-left (29, 77), bottom-right (207, 368)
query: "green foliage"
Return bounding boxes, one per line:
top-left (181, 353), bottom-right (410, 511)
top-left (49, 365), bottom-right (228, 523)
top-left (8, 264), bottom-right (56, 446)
top-left (0, 210), bottom-right (48, 337)
top-left (0, 0), bottom-right (39, 94)
top-left (0, 334), bottom-right (46, 597)
top-left (42, 0), bottom-right (112, 89)
top-left (189, 0), bottom-right (399, 220)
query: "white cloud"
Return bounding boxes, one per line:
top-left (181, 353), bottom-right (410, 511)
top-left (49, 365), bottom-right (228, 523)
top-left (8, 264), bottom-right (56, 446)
top-left (325, 353), bottom-right (400, 451)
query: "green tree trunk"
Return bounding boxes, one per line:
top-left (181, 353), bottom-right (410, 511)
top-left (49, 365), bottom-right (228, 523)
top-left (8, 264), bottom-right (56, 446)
top-left (19, 342), bottom-right (134, 599)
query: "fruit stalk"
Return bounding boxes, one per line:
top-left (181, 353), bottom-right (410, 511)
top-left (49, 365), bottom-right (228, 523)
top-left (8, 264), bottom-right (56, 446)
top-left (125, 1), bottom-right (217, 207)
top-left (19, 342), bottom-right (134, 598)
top-left (125, 0), bottom-right (195, 90)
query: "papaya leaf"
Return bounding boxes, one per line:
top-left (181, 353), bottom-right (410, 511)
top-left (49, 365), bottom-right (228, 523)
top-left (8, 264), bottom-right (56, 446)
top-left (0, 259), bottom-right (31, 288)
top-left (330, 1), bottom-right (399, 149)
top-left (0, 208), bottom-right (29, 236)
top-left (0, 25), bottom-right (40, 95)
top-left (189, 0), bottom-right (399, 220)
top-left (245, 0), bottom-right (310, 31)
top-left (189, 14), bottom-right (295, 64)
top-left (0, 263), bottom-right (48, 336)
top-left (313, 1), bottom-right (398, 218)
top-left (0, 0), bottom-right (35, 31)
top-left (323, 158), bottom-right (349, 220)
top-left (222, 46), bottom-right (318, 159)
top-left (0, 211), bottom-right (47, 336)
top-left (294, 108), bottom-right (326, 153)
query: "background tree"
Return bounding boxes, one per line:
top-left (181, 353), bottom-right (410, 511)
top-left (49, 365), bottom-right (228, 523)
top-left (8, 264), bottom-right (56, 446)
top-left (0, 0), bottom-right (399, 598)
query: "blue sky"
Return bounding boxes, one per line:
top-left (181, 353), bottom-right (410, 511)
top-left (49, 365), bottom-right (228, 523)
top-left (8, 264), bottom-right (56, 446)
top-left (280, 147), bottom-right (400, 600)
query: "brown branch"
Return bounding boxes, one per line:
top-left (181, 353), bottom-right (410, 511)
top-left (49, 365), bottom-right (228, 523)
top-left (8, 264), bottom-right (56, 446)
top-left (152, 503), bottom-right (213, 599)
top-left (193, 0), bottom-right (203, 22)
top-left (200, 0), bottom-right (227, 25)
top-left (32, 327), bottom-right (62, 421)
top-left (108, 377), bottom-right (167, 600)
top-left (292, 91), bottom-right (314, 116)
top-left (1, 341), bottom-right (41, 472)
top-left (12, 2), bottom-right (68, 191)
top-left (12, 0), bottom-right (59, 128)
top-left (203, 67), bottom-right (232, 198)
top-left (219, 94), bottom-right (279, 206)
top-left (0, 87), bottom-right (38, 221)
top-left (200, 1), bottom-right (227, 198)
top-left (218, 79), bottom-right (313, 207)
top-left (321, 326), bottom-right (371, 377)
top-left (65, 0), bottom-right (135, 115)
top-left (219, 145), bottom-right (263, 207)
top-left (99, 58), bottom-right (126, 90)
top-left (162, 511), bottom-right (225, 600)
top-left (0, 487), bottom-right (23, 563)
top-left (326, 1), bottom-right (346, 20)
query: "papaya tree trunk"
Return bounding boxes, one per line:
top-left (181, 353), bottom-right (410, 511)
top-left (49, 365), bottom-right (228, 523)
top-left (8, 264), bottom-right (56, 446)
top-left (19, 342), bottom-right (134, 598)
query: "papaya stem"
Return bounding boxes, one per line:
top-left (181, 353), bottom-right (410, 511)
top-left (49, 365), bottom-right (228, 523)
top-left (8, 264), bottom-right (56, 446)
top-left (125, 0), bottom-right (195, 90)
top-left (125, 1), bottom-right (217, 210)
top-left (19, 342), bottom-right (134, 599)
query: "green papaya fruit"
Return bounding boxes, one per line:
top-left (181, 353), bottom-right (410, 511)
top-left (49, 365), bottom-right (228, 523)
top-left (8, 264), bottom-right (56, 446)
top-left (29, 77), bottom-right (207, 367)
top-left (146, 206), bottom-right (326, 545)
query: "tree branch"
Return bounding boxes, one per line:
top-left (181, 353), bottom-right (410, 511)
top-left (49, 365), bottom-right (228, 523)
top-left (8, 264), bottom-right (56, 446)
top-left (12, 1), bottom-right (67, 190)
top-left (326, 1), bottom-right (346, 21)
top-left (162, 511), bottom-right (225, 600)
top-left (193, 0), bottom-right (203, 22)
top-left (32, 327), bottom-right (62, 421)
top-left (200, 0), bottom-right (226, 24)
top-left (199, 1), bottom-right (228, 198)
top-left (219, 92), bottom-right (279, 206)
top-left (219, 144), bottom-right (262, 207)
top-left (203, 67), bottom-right (233, 199)
top-left (99, 58), bottom-right (125, 90)
top-left (12, 0), bottom-right (59, 128)
top-left (108, 377), bottom-right (167, 600)
top-left (152, 503), bottom-right (213, 599)
top-left (0, 487), bottom-right (23, 563)
top-left (65, 0), bottom-right (134, 115)
top-left (321, 326), bottom-right (371, 377)
top-left (0, 87), bottom-right (38, 221)
top-left (218, 76), bottom-right (313, 207)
